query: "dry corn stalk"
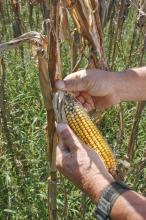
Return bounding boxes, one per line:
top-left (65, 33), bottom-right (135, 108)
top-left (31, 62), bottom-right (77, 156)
top-left (53, 91), bottom-right (117, 174)
top-left (59, 1), bottom-right (71, 42)
top-left (137, 0), bottom-right (146, 27)
top-left (64, 0), bottom-right (107, 68)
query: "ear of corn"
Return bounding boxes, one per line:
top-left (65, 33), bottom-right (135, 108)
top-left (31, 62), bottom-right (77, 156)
top-left (53, 91), bottom-right (117, 173)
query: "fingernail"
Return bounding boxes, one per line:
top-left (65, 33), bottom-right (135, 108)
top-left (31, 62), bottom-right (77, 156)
top-left (57, 123), bottom-right (67, 133)
top-left (55, 80), bottom-right (65, 90)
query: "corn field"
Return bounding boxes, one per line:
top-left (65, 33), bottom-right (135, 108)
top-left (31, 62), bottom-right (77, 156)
top-left (0, 0), bottom-right (146, 219)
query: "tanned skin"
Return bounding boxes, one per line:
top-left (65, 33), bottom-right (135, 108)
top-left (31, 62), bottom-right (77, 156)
top-left (55, 67), bottom-right (146, 220)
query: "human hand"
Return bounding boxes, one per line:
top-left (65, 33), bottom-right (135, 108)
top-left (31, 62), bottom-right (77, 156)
top-left (56, 123), bottom-right (114, 203)
top-left (55, 69), bottom-right (120, 111)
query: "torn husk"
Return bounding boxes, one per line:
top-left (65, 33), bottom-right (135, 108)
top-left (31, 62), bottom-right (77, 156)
top-left (53, 91), bottom-right (68, 123)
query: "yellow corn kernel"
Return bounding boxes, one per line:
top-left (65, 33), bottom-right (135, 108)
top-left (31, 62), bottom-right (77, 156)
top-left (63, 93), bottom-right (117, 173)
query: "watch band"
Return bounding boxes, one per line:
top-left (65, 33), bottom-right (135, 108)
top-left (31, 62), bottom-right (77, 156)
top-left (95, 181), bottom-right (131, 220)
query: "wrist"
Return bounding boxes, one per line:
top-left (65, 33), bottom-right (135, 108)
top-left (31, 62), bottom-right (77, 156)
top-left (96, 181), bottom-right (131, 220)
top-left (113, 69), bottom-right (140, 103)
top-left (109, 71), bottom-right (124, 104)
top-left (84, 173), bottom-right (114, 203)
top-left (113, 71), bottom-right (128, 103)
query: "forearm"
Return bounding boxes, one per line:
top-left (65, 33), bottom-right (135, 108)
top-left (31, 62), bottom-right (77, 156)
top-left (111, 190), bottom-right (146, 220)
top-left (115, 67), bottom-right (146, 102)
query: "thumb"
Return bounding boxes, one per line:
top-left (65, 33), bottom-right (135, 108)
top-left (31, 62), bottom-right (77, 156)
top-left (55, 74), bottom-right (87, 92)
top-left (57, 123), bottom-right (81, 151)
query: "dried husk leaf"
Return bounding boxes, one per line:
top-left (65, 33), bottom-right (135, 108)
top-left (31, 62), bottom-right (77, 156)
top-left (64, 0), bottom-right (107, 68)
top-left (59, 2), bottom-right (71, 42)
top-left (138, 0), bottom-right (146, 27)
top-left (0, 31), bottom-right (47, 54)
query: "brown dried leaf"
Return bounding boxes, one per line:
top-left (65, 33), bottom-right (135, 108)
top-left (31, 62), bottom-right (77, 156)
top-left (0, 31), bottom-right (48, 54)
top-left (64, 0), bottom-right (107, 68)
top-left (29, 0), bottom-right (41, 6)
top-left (0, 31), bottom-right (52, 110)
top-left (138, 0), bottom-right (146, 27)
top-left (59, 2), bottom-right (71, 42)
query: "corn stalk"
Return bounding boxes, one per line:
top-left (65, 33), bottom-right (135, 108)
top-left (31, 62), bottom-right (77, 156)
top-left (0, 31), bottom-right (58, 219)
top-left (42, 0), bottom-right (63, 219)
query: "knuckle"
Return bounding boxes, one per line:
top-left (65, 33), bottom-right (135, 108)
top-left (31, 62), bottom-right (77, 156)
top-left (65, 80), bottom-right (75, 90)
top-left (82, 77), bottom-right (91, 90)
top-left (61, 128), bottom-right (71, 140)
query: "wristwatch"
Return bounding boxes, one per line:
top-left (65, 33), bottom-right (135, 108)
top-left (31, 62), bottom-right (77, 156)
top-left (95, 181), bottom-right (131, 220)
